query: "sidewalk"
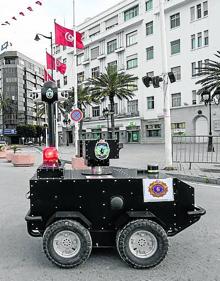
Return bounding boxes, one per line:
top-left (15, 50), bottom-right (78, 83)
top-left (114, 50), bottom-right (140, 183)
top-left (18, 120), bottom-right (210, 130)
top-left (56, 144), bottom-right (220, 185)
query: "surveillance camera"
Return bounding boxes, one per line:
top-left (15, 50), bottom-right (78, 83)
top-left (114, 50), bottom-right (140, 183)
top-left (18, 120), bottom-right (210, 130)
top-left (58, 89), bottom-right (69, 101)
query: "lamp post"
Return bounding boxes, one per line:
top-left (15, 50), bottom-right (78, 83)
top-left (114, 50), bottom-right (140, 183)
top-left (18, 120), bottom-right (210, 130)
top-left (201, 90), bottom-right (215, 152)
top-left (102, 107), bottom-right (109, 139)
top-left (63, 117), bottom-right (71, 146)
top-left (34, 32), bottom-right (53, 78)
top-left (34, 32), bottom-right (58, 148)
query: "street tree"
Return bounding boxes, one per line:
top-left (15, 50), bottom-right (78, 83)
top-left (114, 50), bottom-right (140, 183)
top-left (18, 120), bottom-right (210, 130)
top-left (88, 67), bottom-right (138, 138)
top-left (196, 51), bottom-right (220, 94)
top-left (0, 93), bottom-right (12, 138)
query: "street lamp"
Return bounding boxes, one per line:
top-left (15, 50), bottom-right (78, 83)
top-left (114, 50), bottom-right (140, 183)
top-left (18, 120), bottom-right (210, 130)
top-left (212, 87), bottom-right (220, 105)
top-left (102, 107), bottom-right (110, 139)
top-left (34, 32), bottom-right (53, 78)
top-left (34, 32), bottom-right (59, 149)
top-left (201, 89), bottom-right (215, 152)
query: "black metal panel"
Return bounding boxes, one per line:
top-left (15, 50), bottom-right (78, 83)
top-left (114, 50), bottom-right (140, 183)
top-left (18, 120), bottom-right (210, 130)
top-left (27, 168), bottom-right (205, 245)
top-left (37, 164), bottom-right (64, 179)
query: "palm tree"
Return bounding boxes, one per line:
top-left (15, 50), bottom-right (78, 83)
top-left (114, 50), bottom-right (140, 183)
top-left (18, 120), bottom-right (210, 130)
top-left (196, 51), bottom-right (220, 95)
top-left (88, 67), bottom-right (138, 138)
top-left (0, 93), bottom-right (11, 138)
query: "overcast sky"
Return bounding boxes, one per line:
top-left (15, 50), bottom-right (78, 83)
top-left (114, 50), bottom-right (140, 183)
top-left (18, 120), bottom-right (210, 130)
top-left (0, 0), bottom-right (121, 65)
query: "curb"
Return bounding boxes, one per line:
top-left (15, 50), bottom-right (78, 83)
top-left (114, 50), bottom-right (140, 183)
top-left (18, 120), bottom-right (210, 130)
top-left (165, 172), bottom-right (220, 185)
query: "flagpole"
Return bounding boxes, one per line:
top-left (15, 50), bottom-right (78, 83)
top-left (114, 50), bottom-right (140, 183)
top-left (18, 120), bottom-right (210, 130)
top-left (73, 0), bottom-right (79, 156)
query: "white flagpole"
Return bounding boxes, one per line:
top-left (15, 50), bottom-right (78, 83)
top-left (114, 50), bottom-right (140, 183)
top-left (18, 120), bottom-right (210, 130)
top-left (159, 0), bottom-right (172, 167)
top-left (73, 0), bottom-right (79, 156)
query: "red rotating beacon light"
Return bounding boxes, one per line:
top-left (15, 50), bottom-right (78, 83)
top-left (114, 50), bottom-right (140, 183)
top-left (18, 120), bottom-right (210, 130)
top-left (43, 147), bottom-right (59, 167)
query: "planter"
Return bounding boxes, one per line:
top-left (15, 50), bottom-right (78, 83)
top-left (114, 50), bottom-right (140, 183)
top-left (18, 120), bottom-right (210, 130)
top-left (6, 151), bottom-right (14, 162)
top-left (72, 157), bottom-right (88, 170)
top-left (12, 153), bottom-right (35, 167)
top-left (0, 151), bottom-right (6, 159)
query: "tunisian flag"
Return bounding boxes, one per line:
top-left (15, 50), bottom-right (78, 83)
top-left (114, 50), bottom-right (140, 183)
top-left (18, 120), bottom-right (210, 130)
top-left (44, 69), bottom-right (55, 82)
top-left (56, 59), bottom-right (67, 75)
top-left (55, 22), bottom-right (84, 49)
top-left (46, 52), bottom-right (55, 70)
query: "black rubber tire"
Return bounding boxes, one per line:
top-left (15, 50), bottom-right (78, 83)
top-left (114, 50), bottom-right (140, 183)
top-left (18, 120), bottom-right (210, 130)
top-left (116, 219), bottom-right (168, 269)
top-left (43, 220), bottom-right (92, 268)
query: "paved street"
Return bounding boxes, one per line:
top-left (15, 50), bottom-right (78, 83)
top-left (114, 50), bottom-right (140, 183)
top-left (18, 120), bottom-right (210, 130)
top-left (0, 147), bottom-right (220, 281)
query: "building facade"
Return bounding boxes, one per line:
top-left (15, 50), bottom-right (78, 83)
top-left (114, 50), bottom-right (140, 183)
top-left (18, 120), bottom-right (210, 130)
top-left (55, 0), bottom-right (220, 144)
top-left (0, 51), bottom-right (44, 143)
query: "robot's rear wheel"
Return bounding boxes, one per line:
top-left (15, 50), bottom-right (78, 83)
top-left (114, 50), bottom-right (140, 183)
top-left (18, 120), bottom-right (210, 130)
top-left (116, 219), bottom-right (168, 269)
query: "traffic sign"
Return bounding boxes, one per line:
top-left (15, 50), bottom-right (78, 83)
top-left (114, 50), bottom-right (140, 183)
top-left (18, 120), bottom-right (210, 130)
top-left (70, 108), bottom-right (83, 122)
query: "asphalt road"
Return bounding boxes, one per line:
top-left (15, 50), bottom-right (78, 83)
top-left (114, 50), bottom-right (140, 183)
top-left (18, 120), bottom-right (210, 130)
top-left (0, 148), bottom-right (219, 281)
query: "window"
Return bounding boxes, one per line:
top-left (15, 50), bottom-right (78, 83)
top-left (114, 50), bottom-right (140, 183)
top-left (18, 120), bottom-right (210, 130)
top-left (127, 56), bottom-right (138, 69)
top-left (197, 32), bottom-right (202, 47)
top-left (203, 1), bottom-right (208, 16)
top-left (172, 93), bottom-right (181, 107)
top-left (63, 46), bottom-right (66, 51)
top-left (147, 96), bottom-right (154, 109)
top-left (108, 61), bottom-right (117, 72)
top-left (192, 90), bottom-right (197, 104)
top-left (124, 5), bottom-right (139, 21)
top-left (63, 58), bottom-right (67, 64)
top-left (126, 31), bottom-right (137, 46)
top-left (91, 46), bottom-right (99, 60)
top-left (170, 13), bottom-right (180, 29)
top-left (89, 25), bottom-right (100, 38)
top-left (55, 46), bottom-right (60, 54)
top-left (190, 6), bottom-right (195, 21)
top-left (192, 62), bottom-right (197, 76)
top-left (198, 60), bottom-right (203, 74)
top-left (77, 54), bottom-right (83, 66)
top-left (92, 67), bottom-right (100, 78)
top-left (128, 100), bottom-right (138, 114)
top-left (197, 4), bottom-right (202, 19)
top-left (146, 46), bottom-right (154, 60)
top-left (146, 124), bottom-right (161, 137)
top-left (146, 21), bottom-right (153, 35)
top-left (171, 66), bottom-right (181, 81)
top-left (63, 76), bottom-right (67, 85)
top-left (92, 106), bottom-right (100, 117)
top-left (105, 16), bottom-right (118, 30)
top-left (191, 34), bottom-right (196, 49)
top-left (146, 0), bottom-right (153, 11)
top-left (171, 39), bottom-right (180, 55)
top-left (57, 80), bottom-right (60, 88)
top-left (107, 39), bottom-right (117, 54)
top-left (204, 30), bottom-right (209, 46)
top-left (77, 72), bottom-right (84, 84)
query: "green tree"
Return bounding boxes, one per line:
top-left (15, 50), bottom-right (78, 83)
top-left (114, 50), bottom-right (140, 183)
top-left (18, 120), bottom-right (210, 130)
top-left (17, 124), bottom-right (36, 140)
top-left (0, 93), bottom-right (11, 138)
top-left (88, 67), bottom-right (138, 138)
top-left (196, 51), bottom-right (220, 94)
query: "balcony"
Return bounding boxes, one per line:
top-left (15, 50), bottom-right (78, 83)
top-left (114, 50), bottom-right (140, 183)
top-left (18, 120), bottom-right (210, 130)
top-left (82, 59), bottom-right (90, 65)
top-left (115, 47), bottom-right (125, 53)
top-left (97, 54), bottom-right (106, 60)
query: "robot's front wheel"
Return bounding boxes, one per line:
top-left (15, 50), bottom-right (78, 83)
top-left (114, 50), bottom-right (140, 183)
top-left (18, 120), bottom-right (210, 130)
top-left (116, 219), bottom-right (168, 269)
top-left (43, 220), bottom-right (92, 268)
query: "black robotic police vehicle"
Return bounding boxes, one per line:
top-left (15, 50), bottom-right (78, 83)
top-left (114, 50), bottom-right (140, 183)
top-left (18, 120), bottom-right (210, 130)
top-left (25, 82), bottom-right (206, 269)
